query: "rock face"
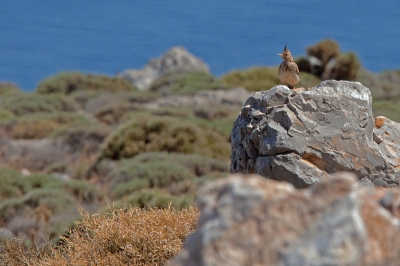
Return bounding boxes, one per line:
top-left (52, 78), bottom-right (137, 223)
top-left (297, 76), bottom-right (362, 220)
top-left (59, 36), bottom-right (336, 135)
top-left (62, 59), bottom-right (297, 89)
top-left (231, 80), bottom-right (400, 188)
top-left (121, 47), bottom-right (209, 90)
top-left (169, 173), bottom-right (400, 266)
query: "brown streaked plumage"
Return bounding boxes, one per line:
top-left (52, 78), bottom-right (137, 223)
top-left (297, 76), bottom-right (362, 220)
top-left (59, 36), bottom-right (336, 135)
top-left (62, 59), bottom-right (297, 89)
top-left (278, 46), bottom-right (299, 89)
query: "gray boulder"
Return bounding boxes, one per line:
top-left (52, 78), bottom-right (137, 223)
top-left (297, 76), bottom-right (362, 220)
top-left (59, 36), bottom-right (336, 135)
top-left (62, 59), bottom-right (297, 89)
top-left (169, 173), bottom-right (400, 266)
top-left (231, 80), bottom-right (400, 188)
top-left (121, 46), bottom-right (209, 90)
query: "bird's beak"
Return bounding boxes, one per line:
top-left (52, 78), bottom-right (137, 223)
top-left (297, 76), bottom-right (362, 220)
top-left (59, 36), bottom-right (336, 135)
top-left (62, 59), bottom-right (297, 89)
top-left (277, 54), bottom-right (282, 57)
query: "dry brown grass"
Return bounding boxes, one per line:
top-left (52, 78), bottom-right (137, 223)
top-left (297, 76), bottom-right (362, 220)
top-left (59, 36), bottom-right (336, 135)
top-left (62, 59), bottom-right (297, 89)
top-left (0, 205), bottom-right (199, 266)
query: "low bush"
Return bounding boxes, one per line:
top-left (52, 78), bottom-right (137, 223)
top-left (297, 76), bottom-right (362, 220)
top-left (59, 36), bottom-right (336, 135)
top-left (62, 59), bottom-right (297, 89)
top-left (105, 152), bottom-right (228, 208)
top-left (36, 71), bottom-right (137, 94)
top-left (101, 116), bottom-right (230, 161)
top-left (149, 71), bottom-right (229, 95)
top-left (220, 66), bottom-right (280, 91)
top-left (110, 160), bottom-right (195, 199)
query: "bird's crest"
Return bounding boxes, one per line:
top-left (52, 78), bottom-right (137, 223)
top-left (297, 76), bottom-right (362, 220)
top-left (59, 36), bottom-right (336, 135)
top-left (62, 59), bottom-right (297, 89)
top-left (284, 45), bottom-right (288, 51)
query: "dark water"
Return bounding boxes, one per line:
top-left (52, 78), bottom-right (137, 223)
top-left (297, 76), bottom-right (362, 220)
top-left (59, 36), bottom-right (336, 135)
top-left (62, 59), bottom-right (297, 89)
top-left (1, 0), bottom-right (399, 91)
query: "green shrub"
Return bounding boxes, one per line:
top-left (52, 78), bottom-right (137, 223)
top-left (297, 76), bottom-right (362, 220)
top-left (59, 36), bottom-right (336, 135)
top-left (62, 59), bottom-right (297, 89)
top-left (0, 93), bottom-right (79, 116)
top-left (149, 71), bottom-right (229, 95)
top-left (220, 66), bottom-right (280, 91)
top-left (109, 159), bottom-right (195, 199)
top-left (36, 71), bottom-right (137, 94)
top-left (101, 116), bottom-right (230, 161)
top-left (105, 152), bottom-right (228, 208)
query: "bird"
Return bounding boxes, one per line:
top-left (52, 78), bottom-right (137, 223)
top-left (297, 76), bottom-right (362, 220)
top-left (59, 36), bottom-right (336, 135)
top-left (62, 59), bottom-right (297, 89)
top-left (278, 46), bottom-right (299, 89)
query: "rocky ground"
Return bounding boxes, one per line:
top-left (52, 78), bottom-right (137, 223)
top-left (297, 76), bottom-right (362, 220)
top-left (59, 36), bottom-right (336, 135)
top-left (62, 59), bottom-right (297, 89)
top-left (1, 39), bottom-right (400, 265)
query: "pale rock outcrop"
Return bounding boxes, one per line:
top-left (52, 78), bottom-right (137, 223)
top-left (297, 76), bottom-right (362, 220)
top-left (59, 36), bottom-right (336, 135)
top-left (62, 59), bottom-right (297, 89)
top-left (230, 80), bottom-right (400, 188)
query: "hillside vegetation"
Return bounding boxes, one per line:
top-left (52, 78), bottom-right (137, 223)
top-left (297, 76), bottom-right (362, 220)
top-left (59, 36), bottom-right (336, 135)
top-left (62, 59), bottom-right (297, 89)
top-left (1, 39), bottom-right (400, 265)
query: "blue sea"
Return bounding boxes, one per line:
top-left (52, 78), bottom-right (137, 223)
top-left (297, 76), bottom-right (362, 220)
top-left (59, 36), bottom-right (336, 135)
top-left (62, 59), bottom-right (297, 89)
top-left (1, 0), bottom-right (400, 91)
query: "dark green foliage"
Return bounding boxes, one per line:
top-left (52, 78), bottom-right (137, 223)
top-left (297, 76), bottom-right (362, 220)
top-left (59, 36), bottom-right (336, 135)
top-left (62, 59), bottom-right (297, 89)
top-left (36, 71), bottom-right (137, 94)
top-left (101, 116), bottom-right (230, 161)
top-left (220, 66), bottom-right (280, 91)
top-left (149, 71), bottom-right (229, 95)
top-left (0, 93), bottom-right (79, 116)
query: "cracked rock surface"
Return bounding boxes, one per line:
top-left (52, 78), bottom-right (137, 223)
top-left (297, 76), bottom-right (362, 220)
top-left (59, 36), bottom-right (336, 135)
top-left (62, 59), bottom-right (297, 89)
top-left (231, 80), bottom-right (400, 188)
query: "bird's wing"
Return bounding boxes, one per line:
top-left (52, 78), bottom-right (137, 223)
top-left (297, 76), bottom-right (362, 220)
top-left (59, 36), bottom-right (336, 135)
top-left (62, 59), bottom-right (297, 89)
top-left (295, 64), bottom-right (299, 75)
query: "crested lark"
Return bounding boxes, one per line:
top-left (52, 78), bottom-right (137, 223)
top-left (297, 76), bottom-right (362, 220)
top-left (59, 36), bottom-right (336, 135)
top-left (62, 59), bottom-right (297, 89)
top-left (278, 46), bottom-right (299, 89)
